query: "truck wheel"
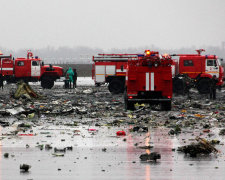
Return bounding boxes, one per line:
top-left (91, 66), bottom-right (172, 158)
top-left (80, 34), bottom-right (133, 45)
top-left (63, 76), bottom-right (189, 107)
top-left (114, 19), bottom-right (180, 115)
top-left (108, 80), bottom-right (124, 94)
top-left (41, 78), bottom-right (54, 89)
top-left (197, 78), bottom-right (210, 94)
top-left (124, 90), bottom-right (135, 111)
top-left (124, 98), bottom-right (135, 111)
top-left (95, 83), bottom-right (100, 87)
top-left (161, 101), bottom-right (171, 111)
top-left (173, 78), bottom-right (184, 94)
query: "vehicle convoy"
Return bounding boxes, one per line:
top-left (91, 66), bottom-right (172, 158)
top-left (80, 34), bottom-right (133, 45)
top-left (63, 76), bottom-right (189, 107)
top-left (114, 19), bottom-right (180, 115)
top-left (0, 51), bottom-right (64, 89)
top-left (171, 49), bottom-right (224, 94)
top-left (92, 53), bottom-right (138, 94)
top-left (124, 50), bottom-right (173, 111)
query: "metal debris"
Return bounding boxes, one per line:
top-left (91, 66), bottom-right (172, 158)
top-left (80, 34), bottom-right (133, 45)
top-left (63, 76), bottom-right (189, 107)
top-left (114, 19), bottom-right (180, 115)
top-left (139, 152), bottom-right (161, 162)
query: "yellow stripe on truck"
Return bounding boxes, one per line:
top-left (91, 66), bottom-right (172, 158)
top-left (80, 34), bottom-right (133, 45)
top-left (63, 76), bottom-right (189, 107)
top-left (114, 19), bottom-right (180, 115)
top-left (117, 74), bottom-right (126, 76)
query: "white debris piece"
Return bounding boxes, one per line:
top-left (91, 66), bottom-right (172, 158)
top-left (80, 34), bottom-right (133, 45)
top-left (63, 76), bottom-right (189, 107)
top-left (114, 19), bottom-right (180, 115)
top-left (83, 89), bottom-right (93, 94)
top-left (6, 107), bottom-right (25, 115)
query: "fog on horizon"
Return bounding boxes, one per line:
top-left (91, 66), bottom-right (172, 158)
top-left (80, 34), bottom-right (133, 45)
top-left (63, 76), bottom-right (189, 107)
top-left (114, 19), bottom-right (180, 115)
top-left (0, 0), bottom-right (225, 52)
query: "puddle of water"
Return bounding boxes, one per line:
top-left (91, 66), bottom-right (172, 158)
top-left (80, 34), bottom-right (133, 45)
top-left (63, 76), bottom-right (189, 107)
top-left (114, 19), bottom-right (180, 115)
top-left (0, 125), bottom-right (225, 180)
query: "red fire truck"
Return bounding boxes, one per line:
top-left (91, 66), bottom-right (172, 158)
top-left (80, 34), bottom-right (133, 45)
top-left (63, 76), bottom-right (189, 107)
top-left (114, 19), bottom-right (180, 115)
top-left (92, 54), bottom-right (138, 94)
top-left (0, 51), bottom-right (64, 89)
top-left (124, 50), bottom-right (173, 111)
top-left (171, 49), bottom-right (224, 94)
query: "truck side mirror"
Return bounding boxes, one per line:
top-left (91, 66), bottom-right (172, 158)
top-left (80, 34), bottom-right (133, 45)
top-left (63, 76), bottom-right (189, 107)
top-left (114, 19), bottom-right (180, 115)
top-left (41, 62), bottom-right (44, 66)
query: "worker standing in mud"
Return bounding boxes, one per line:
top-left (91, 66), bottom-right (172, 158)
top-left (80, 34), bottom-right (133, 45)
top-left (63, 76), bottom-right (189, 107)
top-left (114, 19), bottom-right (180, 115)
top-left (209, 75), bottom-right (218, 100)
top-left (73, 69), bottom-right (77, 88)
top-left (66, 67), bottom-right (74, 89)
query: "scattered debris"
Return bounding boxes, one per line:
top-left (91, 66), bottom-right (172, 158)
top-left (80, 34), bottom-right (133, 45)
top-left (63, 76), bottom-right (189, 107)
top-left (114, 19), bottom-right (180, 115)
top-left (131, 126), bottom-right (148, 132)
top-left (139, 152), bottom-right (161, 162)
top-left (116, 131), bottom-right (126, 136)
top-left (177, 137), bottom-right (219, 157)
top-left (138, 145), bottom-right (154, 149)
top-left (45, 144), bottom-right (53, 150)
top-left (54, 148), bottom-right (66, 153)
top-left (168, 125), bottom-right (181, 135)
top-left (14, 81), bottom-right (41, 99)
top-left (52, 153), bottom-right (64, 157)
top-left (4, 153), bottom-right (9, 158)
top-left (66, 146), bottom-right (73, 151)
top-left (20, 164), bottom-right (31, 172)
top-left (219, 129), bottom-right (225, 135)
top-left (0, 120), bottom-right (10, 127)
top-left (102, 148), bottom-right (107, 152)
top-left (0, 81), bottom-right (225, 178)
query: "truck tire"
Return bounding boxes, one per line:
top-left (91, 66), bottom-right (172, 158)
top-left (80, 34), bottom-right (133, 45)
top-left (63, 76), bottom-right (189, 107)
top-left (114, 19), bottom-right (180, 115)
top-left (41, 78), bottom-right (54, 89)
top-left (108, 79), bottom-right (124, 94)
top-left (161, 101), bottom-right (171, 111)
top-left (124, 98), bottom-right (135, 111)
top-left (196, 78), bottom-right (210, 94)
top-left (124, 89), bottom-right (135, 111)
top-left (95, 83), bottom-right (100, 87)
top-left (173, 78), bottom-right (184, 94)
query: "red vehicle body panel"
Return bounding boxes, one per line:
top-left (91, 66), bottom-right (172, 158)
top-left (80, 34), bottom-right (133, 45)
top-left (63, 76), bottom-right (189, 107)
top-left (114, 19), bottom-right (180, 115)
top-left (173, 52), bottom-right (224, 86)
top-left (0, 58), bottom-right (13, 76)
top-left (0, 52), bottom-right (63, 86)
top-left (92, 54), bottom-right (138, 84)
top-left (125, 51), bottom-right (173, 110)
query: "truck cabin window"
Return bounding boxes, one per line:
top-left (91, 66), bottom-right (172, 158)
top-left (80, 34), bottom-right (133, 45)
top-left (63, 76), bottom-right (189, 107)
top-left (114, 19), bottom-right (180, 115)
top-left (17, 61), bottom-right (24, 66)
top-left (183, 60), bottom-right (194, 66)
top-left (32, 61), bottom-right (39, 66)
top-left (207, 59), bottom-right (217, 66)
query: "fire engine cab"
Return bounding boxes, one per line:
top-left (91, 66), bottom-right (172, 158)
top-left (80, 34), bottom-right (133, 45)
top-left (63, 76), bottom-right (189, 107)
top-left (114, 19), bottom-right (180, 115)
top-left (92, 54), bottom-right (138, 94)
top-left (124, 50), bottom-right (173, 111)
top-left (0, 51), bottom-right (64, 89)
top-left (171, 49), bottom-right (224, 94)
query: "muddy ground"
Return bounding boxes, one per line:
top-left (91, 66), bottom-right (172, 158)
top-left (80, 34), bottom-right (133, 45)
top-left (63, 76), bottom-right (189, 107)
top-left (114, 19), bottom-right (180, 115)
top-left (0, 79), bottom-right (225, 180)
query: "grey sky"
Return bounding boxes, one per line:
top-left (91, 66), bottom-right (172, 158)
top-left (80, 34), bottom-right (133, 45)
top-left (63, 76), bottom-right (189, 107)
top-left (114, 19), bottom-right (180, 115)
top-left (0, 0), bottom-right (225, 50)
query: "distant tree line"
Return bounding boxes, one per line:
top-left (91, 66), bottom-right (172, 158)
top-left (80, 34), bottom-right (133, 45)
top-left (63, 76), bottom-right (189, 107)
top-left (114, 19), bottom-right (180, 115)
top-left (1, 43), bottom-right (225, 64)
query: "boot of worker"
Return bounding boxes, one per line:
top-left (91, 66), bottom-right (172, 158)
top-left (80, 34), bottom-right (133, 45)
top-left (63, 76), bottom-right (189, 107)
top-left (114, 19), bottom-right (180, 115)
top-left (210, 93), bottom-right (213, 100)
top-left (73, 81), bottom-right (77, 88)
top-left (213, 89), bottom-right (216, 100)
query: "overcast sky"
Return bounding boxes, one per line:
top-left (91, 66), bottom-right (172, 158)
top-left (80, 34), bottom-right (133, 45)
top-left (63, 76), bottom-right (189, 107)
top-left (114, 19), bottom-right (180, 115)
top-left (0, 0), bottom-right (225, 50)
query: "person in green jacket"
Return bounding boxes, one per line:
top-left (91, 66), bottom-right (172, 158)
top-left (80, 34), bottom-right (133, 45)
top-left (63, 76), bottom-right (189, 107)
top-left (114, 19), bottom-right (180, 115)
top-left (66, 67), bottom-right (74, 89)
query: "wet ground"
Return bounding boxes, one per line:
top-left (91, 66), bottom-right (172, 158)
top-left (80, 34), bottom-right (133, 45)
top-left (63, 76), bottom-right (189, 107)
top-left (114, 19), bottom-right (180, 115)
top-left (0, 78), bottom-right (225, 180)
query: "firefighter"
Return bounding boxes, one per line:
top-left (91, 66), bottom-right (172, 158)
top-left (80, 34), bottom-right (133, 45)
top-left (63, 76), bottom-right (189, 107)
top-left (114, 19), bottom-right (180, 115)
top-left (73, 68), bottom-right (77, 88)
top-left (66, 67), bottom-right (74, 89)
top-left (0, 74), bottom-right (3, 90)
top-left (209, 75), bottom-right (218, 100)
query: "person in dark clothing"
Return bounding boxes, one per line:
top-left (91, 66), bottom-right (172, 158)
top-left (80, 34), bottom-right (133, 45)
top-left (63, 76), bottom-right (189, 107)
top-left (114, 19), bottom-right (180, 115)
top-left (210, 75), bottom-right (218, 100)
top-left (0, 74), bottom-right (3, 90)
top-left (73, 69), bottom-right (77, 88)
